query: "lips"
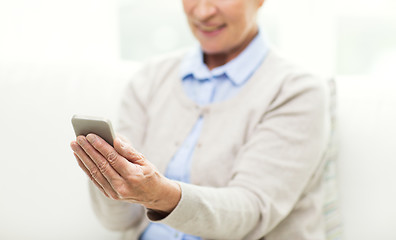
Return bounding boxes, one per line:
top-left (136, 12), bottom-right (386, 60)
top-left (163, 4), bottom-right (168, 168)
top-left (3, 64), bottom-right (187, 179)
top-left (196, 23), bottom-right (226, 33)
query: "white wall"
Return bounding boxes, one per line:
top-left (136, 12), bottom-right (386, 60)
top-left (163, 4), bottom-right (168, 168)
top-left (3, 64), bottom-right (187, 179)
top-left (0, 0), bottom-right (119, 63)
top-left (0, 0), bottom-right (123, 239)
top-left (336, 76), bottom-right (396, 240)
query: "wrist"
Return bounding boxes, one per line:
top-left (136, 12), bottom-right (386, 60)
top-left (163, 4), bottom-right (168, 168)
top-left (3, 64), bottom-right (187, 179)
top-left (144, 176), bottom-right (181, 215)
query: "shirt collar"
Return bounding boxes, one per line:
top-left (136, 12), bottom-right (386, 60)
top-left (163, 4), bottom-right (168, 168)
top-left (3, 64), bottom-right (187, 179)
top-left (179, 31), bottom-right (269, 86)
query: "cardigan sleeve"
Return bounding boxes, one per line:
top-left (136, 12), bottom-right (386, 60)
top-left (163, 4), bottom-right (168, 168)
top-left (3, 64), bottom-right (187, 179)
top-left (150, 73), bottom-right (330, 239)
top-left (88, 181), bottom-right (145, 231)
top-left (88, 53), bottom-right (186, 234)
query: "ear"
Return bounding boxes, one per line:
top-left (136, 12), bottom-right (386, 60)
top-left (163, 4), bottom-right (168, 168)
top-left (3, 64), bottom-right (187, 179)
top-left (258, 0), bottom-right (265, 8)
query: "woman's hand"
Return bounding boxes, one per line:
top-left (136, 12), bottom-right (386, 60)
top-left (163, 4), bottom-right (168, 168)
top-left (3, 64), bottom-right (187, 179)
top-left (70, 134), bottom-right (181, 214)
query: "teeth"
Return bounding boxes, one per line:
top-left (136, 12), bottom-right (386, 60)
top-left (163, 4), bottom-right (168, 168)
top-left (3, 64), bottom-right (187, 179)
top-left (201, 25), bottom-right (220, 31)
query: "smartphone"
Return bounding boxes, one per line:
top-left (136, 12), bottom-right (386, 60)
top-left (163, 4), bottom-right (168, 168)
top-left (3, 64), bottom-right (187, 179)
top-left (71, 114), bottom-right (115, 147)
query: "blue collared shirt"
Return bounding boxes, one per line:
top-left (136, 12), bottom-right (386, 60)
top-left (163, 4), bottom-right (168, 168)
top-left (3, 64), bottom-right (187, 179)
top-left (139, 32), bottom-right (268, 240)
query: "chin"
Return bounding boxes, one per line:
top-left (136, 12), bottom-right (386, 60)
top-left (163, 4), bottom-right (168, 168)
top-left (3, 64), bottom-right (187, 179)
top-left (194, 33), bottom-right (229, 54)
top-left (200, 44), bottom-right (228, 55)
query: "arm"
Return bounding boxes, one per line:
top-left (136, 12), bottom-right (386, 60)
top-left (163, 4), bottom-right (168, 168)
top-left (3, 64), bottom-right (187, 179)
top-left (71, 62), bottom-right (172, 231)
top-left (149, 75), bottom-right (330, 239)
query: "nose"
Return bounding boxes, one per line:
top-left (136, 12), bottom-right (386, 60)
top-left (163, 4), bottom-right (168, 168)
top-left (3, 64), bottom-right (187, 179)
top-left (192, 0), bottom-right (217, 21)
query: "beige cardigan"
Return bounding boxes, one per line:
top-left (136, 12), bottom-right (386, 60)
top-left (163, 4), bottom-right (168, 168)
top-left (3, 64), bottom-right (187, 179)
top-left (89, 50), bottom-right (331, 240)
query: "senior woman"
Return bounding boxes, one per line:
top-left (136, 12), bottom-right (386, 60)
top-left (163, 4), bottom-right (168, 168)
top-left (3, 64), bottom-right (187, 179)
top-left (70, 0), bottom-right (332, 239)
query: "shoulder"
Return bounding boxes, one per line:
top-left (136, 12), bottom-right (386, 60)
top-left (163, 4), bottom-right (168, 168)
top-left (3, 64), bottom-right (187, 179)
top-left (265, 50), bottom-right (329, 99)
top-left (123, 49), bottom-right (188, 102)
top-left (139, 49), bottom-right (188, 77)
top-left (264, 50), bottom-right (328, 88)
top-left (255, 50), bottom-right (331, 119)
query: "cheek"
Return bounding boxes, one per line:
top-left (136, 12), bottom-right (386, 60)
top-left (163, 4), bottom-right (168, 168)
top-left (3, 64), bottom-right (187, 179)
top-left (226, 11), bottom-right (249, 35)
top-left (224, 3), bottom-right (249, 27)
top-left (231, 8), bottom-right (257, 34)
top-left (182, 0), bottom-right (194, 18)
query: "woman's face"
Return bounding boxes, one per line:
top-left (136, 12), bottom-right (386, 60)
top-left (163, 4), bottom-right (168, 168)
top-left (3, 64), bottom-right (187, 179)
top-left (182, 0), bottom-right (264, 55)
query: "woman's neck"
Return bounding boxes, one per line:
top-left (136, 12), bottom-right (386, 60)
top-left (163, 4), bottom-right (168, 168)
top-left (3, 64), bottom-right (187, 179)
top-left (204, 29), bottom-right (258, 70)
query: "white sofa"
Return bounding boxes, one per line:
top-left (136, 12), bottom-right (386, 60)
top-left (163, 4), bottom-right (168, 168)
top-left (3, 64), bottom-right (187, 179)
top-left (0, 62), bottom-right (395, 240)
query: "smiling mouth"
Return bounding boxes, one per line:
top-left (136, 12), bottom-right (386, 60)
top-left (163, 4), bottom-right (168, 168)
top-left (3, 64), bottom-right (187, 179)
top-left (198, 24), bottom-right (226, 32)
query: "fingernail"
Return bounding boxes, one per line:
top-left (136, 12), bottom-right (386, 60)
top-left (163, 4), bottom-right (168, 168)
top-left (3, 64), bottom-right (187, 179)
top-left (71, 141), bottom-right (78, 149)
top-left (86, 134), bottom-right (96, 143)
top-left (77, 136), bottom-right (84, 145)
top-left (118, 138), bottom-right (126, 148)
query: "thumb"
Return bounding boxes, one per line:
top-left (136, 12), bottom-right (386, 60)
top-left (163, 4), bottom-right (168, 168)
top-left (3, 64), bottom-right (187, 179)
top-left (114, 137), bottom-right (146, 164)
